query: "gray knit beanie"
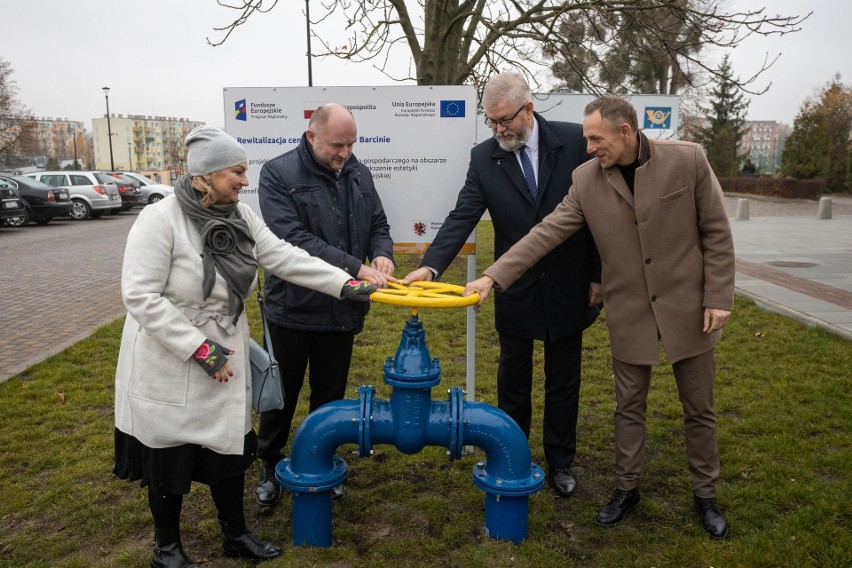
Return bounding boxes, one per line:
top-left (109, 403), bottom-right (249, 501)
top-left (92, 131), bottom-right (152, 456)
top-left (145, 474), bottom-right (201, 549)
top-left (185, 125), bottom-right (247, 175)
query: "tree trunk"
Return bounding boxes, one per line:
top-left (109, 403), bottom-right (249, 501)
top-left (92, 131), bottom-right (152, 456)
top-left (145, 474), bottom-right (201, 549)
top-left (418, 0), bottom-right (470, 85)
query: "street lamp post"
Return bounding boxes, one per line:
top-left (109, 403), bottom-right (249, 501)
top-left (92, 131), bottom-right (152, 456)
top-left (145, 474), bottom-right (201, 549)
top-left (306, 0), bottom-right (312, 86)
top-left (127, 142), bottom-right (132, 170)
top-left (68, 124), bottom-right (78, 169)
top-left (102, 86), bottom-right (115, 170)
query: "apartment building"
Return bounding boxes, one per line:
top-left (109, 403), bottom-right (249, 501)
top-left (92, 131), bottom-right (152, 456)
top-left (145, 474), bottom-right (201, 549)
top-left (680, 116), bottom-right (790, 175)
top-left (740, 120), bottom-right (791, 174)
top-left (29, 118), bottom-right (87, 166)
top-left (92, 114), bottom-right (203, 181)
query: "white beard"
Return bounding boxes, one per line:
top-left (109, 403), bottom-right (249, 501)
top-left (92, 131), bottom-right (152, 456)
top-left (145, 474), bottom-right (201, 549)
top-left (494, 127), bottom-right (530, 153)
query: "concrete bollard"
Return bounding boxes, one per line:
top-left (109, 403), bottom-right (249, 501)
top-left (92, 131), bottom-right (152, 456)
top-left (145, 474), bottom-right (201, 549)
top-left (736, 198), bottom-right (749, 220)
top-left (817, 197), bottom-right (832, 219)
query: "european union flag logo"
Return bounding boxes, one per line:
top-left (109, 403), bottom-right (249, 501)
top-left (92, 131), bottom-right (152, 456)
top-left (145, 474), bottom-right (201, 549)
top-left (643, 107), bottom-right (671, 129)
top-left (235, 99), bottom-right (247, 121)
top-left (440, 100), bottom-right (465, 118)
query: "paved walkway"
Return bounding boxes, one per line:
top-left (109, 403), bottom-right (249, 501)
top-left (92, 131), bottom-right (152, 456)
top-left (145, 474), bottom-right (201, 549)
top-left (0, 212), bottom-right (136, 383)
top-left (0, 195), bottom-right (849, 384)
top-left (725, 194), bottom-right (852, 340)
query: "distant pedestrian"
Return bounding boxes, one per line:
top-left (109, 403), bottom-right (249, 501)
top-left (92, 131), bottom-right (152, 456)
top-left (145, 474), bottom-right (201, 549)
top-left (741, 158), bottom-right (756, 176)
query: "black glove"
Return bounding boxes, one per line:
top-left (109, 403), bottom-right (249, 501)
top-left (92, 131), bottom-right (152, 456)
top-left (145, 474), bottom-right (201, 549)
top-left (340, 279), bottom-right (377, 302)
top-left (191, 338), bottom-right (231, 376)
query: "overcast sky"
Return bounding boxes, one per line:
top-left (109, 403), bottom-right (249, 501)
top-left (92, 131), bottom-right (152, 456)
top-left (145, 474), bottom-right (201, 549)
top-left (3, 0), bottom-right (848, 130)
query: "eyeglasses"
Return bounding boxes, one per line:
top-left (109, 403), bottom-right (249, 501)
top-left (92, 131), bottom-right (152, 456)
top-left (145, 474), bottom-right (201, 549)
top-left (483, 103), bottom-right (529, 128)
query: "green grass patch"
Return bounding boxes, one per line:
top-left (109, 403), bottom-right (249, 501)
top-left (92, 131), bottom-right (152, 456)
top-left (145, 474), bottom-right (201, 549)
top-left (0, 221), bottom-right (849, 567)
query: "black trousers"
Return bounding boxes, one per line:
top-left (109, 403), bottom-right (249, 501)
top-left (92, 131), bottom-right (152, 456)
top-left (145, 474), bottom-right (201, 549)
top-left (497, 330), bottom-right (583, 470)
top-left (257, 323), bottom-right (355, 462)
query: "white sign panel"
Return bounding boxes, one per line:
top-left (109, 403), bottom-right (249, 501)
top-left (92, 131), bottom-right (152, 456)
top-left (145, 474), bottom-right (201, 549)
top-left (223, 86), bottom-right (478, 255)
top-left (475, 93), bottom-right (680, 143)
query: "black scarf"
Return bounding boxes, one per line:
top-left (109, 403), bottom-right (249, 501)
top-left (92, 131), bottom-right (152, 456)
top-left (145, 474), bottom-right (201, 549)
top-left (175, 175), bottom-right (257, 325)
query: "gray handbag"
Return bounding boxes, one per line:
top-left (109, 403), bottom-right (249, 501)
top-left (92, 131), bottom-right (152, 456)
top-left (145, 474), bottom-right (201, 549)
top-left (249, 275), bottom-right (284, 413)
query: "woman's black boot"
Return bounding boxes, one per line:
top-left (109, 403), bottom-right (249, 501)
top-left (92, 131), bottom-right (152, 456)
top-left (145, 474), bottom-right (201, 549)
top-left (219, 516), bottom-right (283, 561)
top-left (151, 527), bottom-right (199, 568)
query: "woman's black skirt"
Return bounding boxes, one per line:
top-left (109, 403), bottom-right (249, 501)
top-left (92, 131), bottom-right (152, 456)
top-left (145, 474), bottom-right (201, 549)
top-left (113, 428), bottom-right (257, 495)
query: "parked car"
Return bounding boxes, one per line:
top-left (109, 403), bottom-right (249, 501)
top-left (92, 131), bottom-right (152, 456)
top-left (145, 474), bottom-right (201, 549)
top-left (0, 178), bottom-right (26, 226)
top-left (117, 172), bottom-right (174, 204)
top-left (24, 171), bottom-right (122, 220)
top-left (103, 172), bottom-right (145, 210)
top-left (0, 174), bottom-right (73, 226)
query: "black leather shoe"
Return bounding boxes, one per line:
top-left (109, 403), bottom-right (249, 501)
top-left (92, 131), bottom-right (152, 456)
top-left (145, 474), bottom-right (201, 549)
top-left (595, 488), bottom-right (641, 527)
top-left (255, 465), bottom-right (281, 507)
top-left (551, 468), bottom-right (577, 496)
top-left (151, 542), bottom-right (200, 568)
top-left (151, 528), bottom-right (199, 568)
top-left (222, 531), bottom-right (282, 561)
top-left (219, 519), bottom-right (283, 561)
top-left (694, 495), bottom-right (728, 539)
top-left (332, 485), bottom-right (344, 501)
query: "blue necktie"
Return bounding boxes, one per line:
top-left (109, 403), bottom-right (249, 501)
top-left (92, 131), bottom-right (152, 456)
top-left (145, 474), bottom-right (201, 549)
top-left (519, 145), bottom-right (538, 200)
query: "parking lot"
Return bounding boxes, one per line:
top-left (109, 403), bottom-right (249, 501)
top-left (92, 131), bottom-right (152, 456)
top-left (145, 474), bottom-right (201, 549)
top-left (0, 210), bottom-right (139, 382)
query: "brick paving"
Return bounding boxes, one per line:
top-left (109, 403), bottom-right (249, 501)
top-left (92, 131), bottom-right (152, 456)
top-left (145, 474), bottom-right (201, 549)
top-left (735, 259), bottom-right (852, 310)
top-left (1, 194), bottom-right (850, 383)
top-left (0, 211), bottom-right (138, 382)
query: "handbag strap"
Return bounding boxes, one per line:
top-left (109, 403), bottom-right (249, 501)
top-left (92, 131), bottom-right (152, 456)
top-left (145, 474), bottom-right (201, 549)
top-left (256, 273), bottom-right (278, 365)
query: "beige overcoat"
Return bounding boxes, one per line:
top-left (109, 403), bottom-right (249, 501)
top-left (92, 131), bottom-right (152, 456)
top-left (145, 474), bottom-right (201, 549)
top-left (484, 135), bottom-right (735, 365)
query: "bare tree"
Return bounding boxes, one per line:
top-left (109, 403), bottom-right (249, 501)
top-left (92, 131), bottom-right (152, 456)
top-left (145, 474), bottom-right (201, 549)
top-left (548, 0), bottom-right (705, 95)
top-left (209, 0), bottom-right (809, 95)
top-left (0, 58), bottom-right (36, 168)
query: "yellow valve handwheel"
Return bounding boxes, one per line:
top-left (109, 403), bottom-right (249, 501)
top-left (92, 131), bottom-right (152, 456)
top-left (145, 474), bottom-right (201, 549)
top-left (370, 281), bottom-right (480, 308)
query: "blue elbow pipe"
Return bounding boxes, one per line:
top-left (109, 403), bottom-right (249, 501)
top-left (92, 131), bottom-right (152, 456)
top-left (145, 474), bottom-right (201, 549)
top-left (276, 314), bottom-right (544, 547)
top-left (463, 403), bottom-right (544, 542)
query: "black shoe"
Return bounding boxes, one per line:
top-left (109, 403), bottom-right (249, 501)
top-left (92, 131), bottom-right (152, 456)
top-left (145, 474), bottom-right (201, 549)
top-left (551, 467), bottom-right (577, 496)
top-left (332, 485), bottom-right (344, 501)
top-left (219, 519), bottom-right (283, 561)
top-left (151, 542), bottom-right (200, 568)
top-left (151, 528), bottom-right (199, 568)
top-left (694, 495), bottom-right (728, 539)
top-left (595, 488), bottom-right (641, 527)
top-left (255, 463), bottom-right (282, 507)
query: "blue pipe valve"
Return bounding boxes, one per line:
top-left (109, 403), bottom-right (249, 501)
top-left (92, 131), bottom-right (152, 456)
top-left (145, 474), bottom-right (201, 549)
top-left (276, 313), bottom-right (545, 546)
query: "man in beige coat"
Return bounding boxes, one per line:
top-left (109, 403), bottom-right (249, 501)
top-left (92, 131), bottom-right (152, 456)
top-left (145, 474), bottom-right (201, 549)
top-left (465, 96), bottom-right (735, 539)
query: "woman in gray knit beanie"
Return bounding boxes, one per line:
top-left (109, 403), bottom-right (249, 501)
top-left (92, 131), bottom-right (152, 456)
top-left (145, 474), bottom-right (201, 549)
top-left (113, 124), bottom-right (376, 567)
top-left (185, 125), bottom-right (248, 206)
top-left (186, 125), bottom-right (246, 175)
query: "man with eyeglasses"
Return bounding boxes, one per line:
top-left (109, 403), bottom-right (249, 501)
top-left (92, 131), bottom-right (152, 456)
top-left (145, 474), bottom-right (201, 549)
top-left (403, 72), bottom-right (601, 498)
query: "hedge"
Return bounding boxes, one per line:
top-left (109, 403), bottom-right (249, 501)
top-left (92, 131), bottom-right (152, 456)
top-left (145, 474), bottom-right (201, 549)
top-left (718, 176), bottom-right (825, 200)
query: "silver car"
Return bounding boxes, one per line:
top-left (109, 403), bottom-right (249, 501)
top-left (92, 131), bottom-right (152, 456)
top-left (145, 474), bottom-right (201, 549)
top-left (117, 172), bottom-right (174, 204)
top-left (24, 171), bottom-right (122, 220)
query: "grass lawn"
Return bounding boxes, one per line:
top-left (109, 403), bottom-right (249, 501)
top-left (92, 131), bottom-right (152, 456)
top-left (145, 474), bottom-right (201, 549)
top-left (0, 221), bottom-right (849, 567)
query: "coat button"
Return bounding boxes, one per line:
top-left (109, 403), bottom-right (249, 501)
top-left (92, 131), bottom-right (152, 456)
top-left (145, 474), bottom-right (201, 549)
top-left (645, 258), bottom-right (651, 264)
top-left (651, 295), bottom-right (657, 302)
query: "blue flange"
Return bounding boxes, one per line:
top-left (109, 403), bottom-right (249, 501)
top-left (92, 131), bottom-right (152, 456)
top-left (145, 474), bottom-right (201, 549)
top-left (471, 461), bottom-right (545, 497)
top-left (276, 454), bottom-right (348, 494)
top-left (448, 387), bottom-right (464, 460)
top-left (357, 385), bottom-right (374, 458)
